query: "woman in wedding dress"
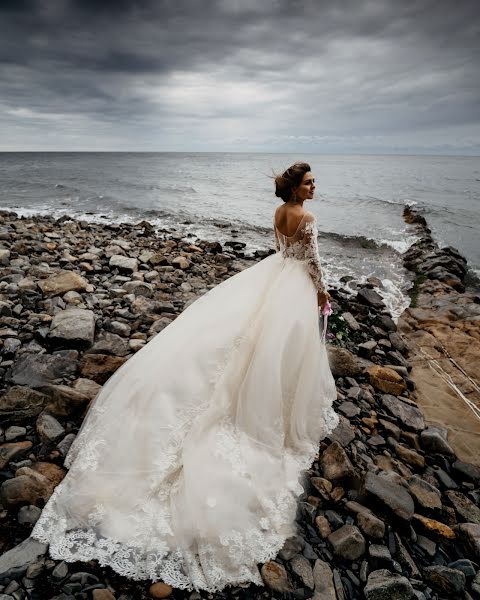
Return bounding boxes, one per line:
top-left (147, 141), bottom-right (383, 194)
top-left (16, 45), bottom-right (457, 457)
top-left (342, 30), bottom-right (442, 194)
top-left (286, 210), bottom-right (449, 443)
top-left (30, 161), bottom-right (339, 593)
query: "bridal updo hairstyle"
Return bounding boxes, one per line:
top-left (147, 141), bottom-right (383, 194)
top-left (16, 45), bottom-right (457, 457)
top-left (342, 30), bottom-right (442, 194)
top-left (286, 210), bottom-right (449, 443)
top-left (274, 161), bottom-right (311, 203)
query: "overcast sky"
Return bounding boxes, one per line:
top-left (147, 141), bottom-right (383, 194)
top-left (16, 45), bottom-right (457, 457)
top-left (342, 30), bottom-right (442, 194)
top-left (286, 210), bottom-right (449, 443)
top-left (1, 0), bottom-right (479, 154)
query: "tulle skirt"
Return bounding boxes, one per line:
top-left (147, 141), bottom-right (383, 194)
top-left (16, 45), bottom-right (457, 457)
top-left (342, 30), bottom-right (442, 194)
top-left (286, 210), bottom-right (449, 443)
top-left (30, 251), bottom-right (339, 592)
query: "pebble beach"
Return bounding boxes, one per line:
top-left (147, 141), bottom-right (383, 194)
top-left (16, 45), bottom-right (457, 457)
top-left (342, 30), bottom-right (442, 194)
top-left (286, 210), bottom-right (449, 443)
top-left (0, 206), bottom-right (479, 600)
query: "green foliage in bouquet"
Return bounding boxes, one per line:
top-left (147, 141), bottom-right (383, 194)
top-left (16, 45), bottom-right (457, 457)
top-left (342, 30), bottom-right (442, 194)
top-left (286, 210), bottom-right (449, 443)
top-left (324, 312), bottom-right (351, 347)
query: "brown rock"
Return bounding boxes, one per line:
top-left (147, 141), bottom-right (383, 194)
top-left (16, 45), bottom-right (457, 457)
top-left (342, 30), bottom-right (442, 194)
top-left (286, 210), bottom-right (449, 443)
top-left (42, 384), bottom-right (91, 417)
top-left (0, 467), bottom-right (54, 507)
top-left (454, 523), bottom-right (480, 560)
top-left (328, 524), bottom-right (366, 560)
top-left (315, 515), bottom-right (332, 538)
top-left (313, 559), bottom-right (336, 600)
top-left (445, 490), bottom-right (480, 525)
top-left (148, 582), bottom-right (173, 598)
top-left (320, 441), bottom-right (355, 481)
top-left (412, 514), bottom-right (456, 539)
top-left (80, 354), bottom-right (128, 384)
top-left (38, 270), bottom-right (89, 296)
top-left (0, 440), bottom-right (33, 469)
top-left (408, 475), bottom-right (442, 511)
top-left (367, 366), bottom-right (406, 395)
top-left (327, 347), bottom-right (362, 378)
top-left (357, 511), bottom-right (386, 540)
top-left (92, 590), bottom-right (116, 600)
top-left (394, 445), bottom-right (425, 469)
top-left (0, 386), bottom-right (50, 422)
top-left (261, 560), bottom-right (293, 593)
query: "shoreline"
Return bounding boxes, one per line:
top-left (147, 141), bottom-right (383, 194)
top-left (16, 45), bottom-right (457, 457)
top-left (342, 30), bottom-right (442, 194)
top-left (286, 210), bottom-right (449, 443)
top-left (398, 206), bottom-right (480, 466)
top-left (0, 208), bottom-right (480, 599)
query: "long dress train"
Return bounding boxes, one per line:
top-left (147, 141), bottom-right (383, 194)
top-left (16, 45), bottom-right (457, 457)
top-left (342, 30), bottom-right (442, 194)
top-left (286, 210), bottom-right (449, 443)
top-left (30, 211), bottom-right (339, 592)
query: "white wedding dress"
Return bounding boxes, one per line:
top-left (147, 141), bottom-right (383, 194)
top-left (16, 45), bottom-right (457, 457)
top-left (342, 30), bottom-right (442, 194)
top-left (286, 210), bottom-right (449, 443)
top-left (30, 210), bottom-right (339, 592)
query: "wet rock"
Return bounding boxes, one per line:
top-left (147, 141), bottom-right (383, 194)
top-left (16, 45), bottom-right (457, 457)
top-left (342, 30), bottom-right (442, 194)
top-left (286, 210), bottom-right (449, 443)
top-left (423, 565), bottom-right (466, 596)
top-left (49, 308), bottom-right (95, 350)
top-left (0, 466), bottom-right (53, 507)
top-left (88, 331), bottom-right (129, 356)
top-left (357, 511), bottom-right (386, 539)
top-left (261, 560), bottom-right (293, 593)
top-left (0, 386), bottom-right (50, 421)
top-left (18, 505), bottom-right (42, 526)
top-left (148, 582), bottom-right (173, 598)
top-left (454, 523), bottom-right (480, 560)
top-left (327, 347), bottom-right (362, 378)
top-left (328, 524), bottom-right (366, 560)
top-left (290, 554), bottom-right (314, 589)
top-left (368, 544), bottom-right (393, 569)
top-left (320, 441), bottom-right (355, 481)
top-left (367, 366), bottom-right (407, 396)
top-left (394, 445), bottom-right (425, 469)
top-left (312, 559), bottom-right (336, 600)
top-left (42, 384), bottom-right (91, 417)
top-left (357, 289), bottom-right (385, 309)
top-left (363, 471), bottom-right (415, 521)
top-left (0, 440), bottom-right (33, 469)
top-left (109, 254), bottom-right (138, 273)
top-left (420, 427), bottom-right (454, 455)
top-left (80, 353), bottom-right (128, 384)
top-left (36, 411), bottom-right (65, 443)
top-left (338, 401), bottom-right (360, 418)
top-left (452, 459), bottom-right (480, 482)
top-left (408, 475), bottom-right (442, 511)
top-left (327, 415), bottom-right (355, 447)
top-left (4, 425), bottom-right (27, 441)
top-left (445, 490), bottom-right (480, 524)
top-left (0, 536), bottom-right (47, 582)
top-left (342, 312), bottom-right (360, 331)
top-left (278, 535), bottom-right (305, 560)
top-left (448, 559), bottom-right (476, 578)
top-left (381, 395), bottom-right (425, 432)
top-left (412, 514), bottom-right (456, 539)
top-left (364, 569), bottom-right (414, 600)
top-left (5, 352), bottom-right (78, 389)
top-left (38, 270), bottom-right (89, 296)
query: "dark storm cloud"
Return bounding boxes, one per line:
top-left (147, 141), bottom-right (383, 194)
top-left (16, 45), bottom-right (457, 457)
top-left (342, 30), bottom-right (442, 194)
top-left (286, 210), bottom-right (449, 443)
top-left (0, 0), bottom-right (479, 151)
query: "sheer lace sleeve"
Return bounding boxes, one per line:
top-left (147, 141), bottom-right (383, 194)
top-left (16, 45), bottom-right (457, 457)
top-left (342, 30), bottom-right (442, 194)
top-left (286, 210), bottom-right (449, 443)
top-left (273, 215), bottom-right (280, 252)
top-left (303, 213), bottom-right (326, 292)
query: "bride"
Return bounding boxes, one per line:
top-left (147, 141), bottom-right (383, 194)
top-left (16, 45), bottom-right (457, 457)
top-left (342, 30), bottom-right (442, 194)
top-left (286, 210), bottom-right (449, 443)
top-left (30, 161), bottom-right (339, 593)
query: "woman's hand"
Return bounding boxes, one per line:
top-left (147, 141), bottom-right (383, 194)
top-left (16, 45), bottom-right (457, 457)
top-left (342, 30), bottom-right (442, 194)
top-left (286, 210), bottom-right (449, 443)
top-left (317, 289), bottom-right (331, 309)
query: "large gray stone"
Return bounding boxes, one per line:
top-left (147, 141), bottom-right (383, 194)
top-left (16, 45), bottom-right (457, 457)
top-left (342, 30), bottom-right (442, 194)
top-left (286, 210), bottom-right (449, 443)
top-left (423, 565), bottom-right (466, 596)
top-left (420, 427), bottom-right (454, 455)
top-left (0, 536), bottom-right (47, 582)
top-left (363, 471), bottom-right (415, 521)
top-left (313, 559), bottom-right (336, 600)
top-left (455, 523), bottom-right (480, 560)
top-left (5, 353), bottom-right (78, 389)
top-left (49, 309), bottom-right (95, 349)
top-left (446, 490), bottom-right (480, 525)
top-left (328, 524), bottom-right (366, 560)
top-left (381, 395), bottom-right (425, 432)
top-left (320, 441), bottom-right (355, 481)
top-left (357, 288), bottom-right (385, 308)
top-left (109, 255), bottom-right (138, 273)
top-left (0, 386), bottom-right (50, 422)
top-left (36, 412), bottom-right (65, 443)
top-left (364, 569), bottom-right (414, 600)
top-left (88, 331), bottom-right (129, 356)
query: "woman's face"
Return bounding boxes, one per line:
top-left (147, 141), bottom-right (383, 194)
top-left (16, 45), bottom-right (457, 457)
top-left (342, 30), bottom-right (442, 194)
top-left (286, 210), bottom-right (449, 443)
top-left (294, 171), bottom-right (315, 201)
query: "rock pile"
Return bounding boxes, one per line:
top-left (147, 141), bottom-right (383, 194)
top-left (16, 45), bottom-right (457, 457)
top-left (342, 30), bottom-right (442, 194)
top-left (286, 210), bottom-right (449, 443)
top-left (0, 210), bottom-right (479, 599)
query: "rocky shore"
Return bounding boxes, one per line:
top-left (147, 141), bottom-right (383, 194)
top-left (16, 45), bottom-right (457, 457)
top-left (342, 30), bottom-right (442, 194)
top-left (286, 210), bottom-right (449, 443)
top-left (0, 208), bottom-right (479, 600)
top-left (398, 207), bottom-right (480, 466)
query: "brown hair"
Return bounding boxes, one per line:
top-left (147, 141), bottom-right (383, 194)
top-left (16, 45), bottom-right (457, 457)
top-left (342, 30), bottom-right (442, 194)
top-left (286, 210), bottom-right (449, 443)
top-left (273, 161), bottom-right (311, 203)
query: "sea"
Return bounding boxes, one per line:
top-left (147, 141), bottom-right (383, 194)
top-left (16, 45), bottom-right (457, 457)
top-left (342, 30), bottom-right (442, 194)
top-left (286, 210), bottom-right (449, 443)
top-left (1, 152), bottom-right (479, 320)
